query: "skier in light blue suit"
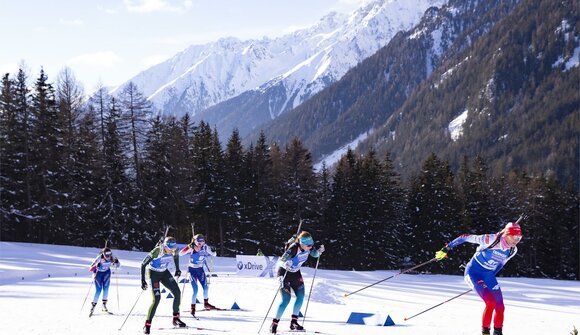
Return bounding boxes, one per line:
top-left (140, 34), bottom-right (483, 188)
top-left (270, 231), bottom-right (324, 334)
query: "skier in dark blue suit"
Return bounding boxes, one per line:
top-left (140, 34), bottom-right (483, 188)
top-left (88, 247), bottom-right (119, 316)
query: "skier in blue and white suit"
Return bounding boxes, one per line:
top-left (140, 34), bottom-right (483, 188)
top-left (179, 233), bottom-right (218, 316)
top-left (269, 231), bottom-right (324, 334)
top-left (88, 247), bottom-right (119, 316)
top-left (435, 221), bottom-right (523, 335)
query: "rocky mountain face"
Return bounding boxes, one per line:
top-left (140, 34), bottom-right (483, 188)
top-left (253, 0), bottom-right (579, 186)
top-left (116, 0), bottom-right (446, 138)
top-left (252, 0), bottom-right (522, 157)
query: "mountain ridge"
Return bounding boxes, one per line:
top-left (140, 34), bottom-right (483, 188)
top-left (116, 0), bottom-right (446, 136)
top-left (250, 0), bottom-right (579, 187)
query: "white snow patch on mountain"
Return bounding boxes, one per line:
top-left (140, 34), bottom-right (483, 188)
top-left (448, 109), bottom-right (468, 141)
top-left (314, 129), bottom-right (374, 171)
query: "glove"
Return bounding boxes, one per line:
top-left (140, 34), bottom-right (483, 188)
top-left (89, 265), bottom-right (97, 273)
top-left (174, 269), bottom-right (181, 278)
top-left (435, 246), bottom-right (450, 261)
top-left (209, 246), bottom-right (217, 257)
top-left (113, 257), bottom-right (119, 264)
top-left (141, 279), bottom-right (148, 290)
top-left (317, 244), bottom-right (325, 255)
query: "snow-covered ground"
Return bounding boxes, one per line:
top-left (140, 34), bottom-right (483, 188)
top-left (0, 242), bottom-right (578, 335)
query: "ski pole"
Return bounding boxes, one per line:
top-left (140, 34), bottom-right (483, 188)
top-left (515, 213), bottom-right (527, 225)
top-left (180, 271), bottom-right (189, 303)
top-left (343, 257), bottom-right (437, 297)
top-left (115, 270), bottom-right (120, 311)
top-left (257, 272), bottom-right (288, 334)
top-left (404, 289), bottom-right (472, 321)
top-left (301, 255), bottom-right (321, 327)
top-left (80, 278), bottom-right (94, 312)
top-left (204, 260), bottom-right (212, 285)
top-left (118, 289), bottom-right (145, 331)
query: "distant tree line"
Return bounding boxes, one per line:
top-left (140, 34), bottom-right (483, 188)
top-left (1, 68), bottom-right (578, 280)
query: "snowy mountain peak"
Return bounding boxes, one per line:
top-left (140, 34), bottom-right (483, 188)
top-left (119, 0), bottom-right (447, 129)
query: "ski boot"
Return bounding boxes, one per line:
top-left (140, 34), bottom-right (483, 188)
top-left (290, 314), bottom-right (304, 331)
top-left (102, 299), bottom-right (109, 313)
top-left (172, 313), bottom-right (187, 328)
top-left (89, 302), bottom-right (97, 317)
top-left (270, 318), bottom-right (279, 334)
top-left (482, 327), bottom-right (491, 335)
top-left (143, 320), bottom-right (151, 334)
top-left (191, 303), bottom-right (196, 317)
top-left (493, 327), bottom-right (503, 335)
top-left (204, 298), bottom-right (216, 310)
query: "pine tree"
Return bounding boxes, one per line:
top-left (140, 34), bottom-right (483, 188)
top-left (356, 148), bottom-right (385, 269)
top-left (117, 81), bottom-right (152, 188)
top-left (176, 114), bottom-right (201, 240)
top-left (98, 100), bottom-right (135, 248)
top-left (280, 138), bottom-right (318, 246)
top-left (269, 142), bottom-right (284, 251)
top-left (54, 67), bottom-right (86, 244)
top-left (325, 149), bottom-right (358, 269)
top-left (408, 153), bottom-right (462, 273)
top-left (221, 128), bottom-right (245, 253)
top-left (458, 155), bottom-right (495, 233)
top-left (30, 69), bottom-right (63, 243)
top-left (88, 84), bottom-right (113, 154)
top-left (316, 162), bottom-right (332, 253)
top-left (558, 182), bottom-right (579, 279)
top-left (70, 107), bottom-right (106, 246)
top-left (191, 122), bottom-right (225, 244)
top-left (0, 73), bottom-right (20, 240)
top-left (2, 69), bottom-right (34, 240)
top-left (246, 131), bottom-right (276, 254)
top-left (378, 152), bottom-right (407, 268)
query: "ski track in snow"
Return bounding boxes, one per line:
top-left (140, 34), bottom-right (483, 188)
top-left (0, 242), bottom-right (578, 335)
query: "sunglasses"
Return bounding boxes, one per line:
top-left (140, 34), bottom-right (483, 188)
top-left (165, 242), bottom-right (177, 249)
top-left (104, 252), bottom-right (112, 257)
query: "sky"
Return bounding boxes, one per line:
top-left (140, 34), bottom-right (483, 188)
top-left (0, 0), bottom-right (363, 92)
top-left (0, 241), bottom-right (578, 335)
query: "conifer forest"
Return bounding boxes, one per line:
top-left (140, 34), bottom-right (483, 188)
top-left (0, 69), bottom-right (578, 280)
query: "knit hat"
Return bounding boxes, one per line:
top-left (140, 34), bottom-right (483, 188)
top-left (504, 222), bottom-right (522, 236)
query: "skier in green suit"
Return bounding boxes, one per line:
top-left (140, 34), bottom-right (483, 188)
top-left (141, 236), bottom-right (186, 334)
